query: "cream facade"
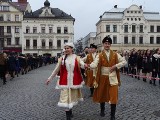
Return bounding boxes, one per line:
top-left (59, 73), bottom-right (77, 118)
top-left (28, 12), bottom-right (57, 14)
top-left (22, 0), bottom-right (75, 56)
top-left (96, 5), bottom-right (160, 51)
top-left (0, 0), bottom-right (31, 52)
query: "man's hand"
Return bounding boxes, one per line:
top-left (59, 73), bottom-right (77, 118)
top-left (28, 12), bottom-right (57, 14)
top-left (84, 64), bottom-right (89, 69)
top-left (110, 65), bottom-right (117, 73)
top-left (45, 79), bottom-right (50, 85)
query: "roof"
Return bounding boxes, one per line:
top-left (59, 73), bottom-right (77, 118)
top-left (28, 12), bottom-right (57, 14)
top-left (10, 2), bottom-right (28, 12)
top-left (101, 7), bottom-right (160, 21)
top-left (24, 7), bottom-right (74, 20)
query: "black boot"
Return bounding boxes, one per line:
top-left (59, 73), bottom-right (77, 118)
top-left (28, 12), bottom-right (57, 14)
top-left (153, 79), bottom-right (156, 86)
top-left (111, 104), bottom-right (116, 120)
top-left (100, 103), bottom-right (105, 117)
top-left (143, 78), bottom-right (146, 82)
top-left (149, 80), bottom-right (152, 84)
top-left (66, 111), bottom-right (71, 120)
top-left (89, 87), bottom-right (94, 97)
top-left (69, 109), bottom-right (73, 118)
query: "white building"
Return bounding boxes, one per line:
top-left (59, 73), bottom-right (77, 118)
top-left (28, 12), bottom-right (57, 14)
top-left (82, 32), bottom-right (96, 49)
top-left (0, 0), bottom-right (31, 52)
top-left (22, 0), bottom-right (75, 56)
top-left (96, 4), bottom-right (160, 51)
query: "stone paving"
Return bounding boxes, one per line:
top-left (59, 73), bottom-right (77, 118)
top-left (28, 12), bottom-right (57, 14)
top-left (0, 64), bottom-right (160, 120)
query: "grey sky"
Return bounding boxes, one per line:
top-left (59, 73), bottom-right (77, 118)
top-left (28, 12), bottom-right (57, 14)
top-left (27, 0), bottom-right (160, 41)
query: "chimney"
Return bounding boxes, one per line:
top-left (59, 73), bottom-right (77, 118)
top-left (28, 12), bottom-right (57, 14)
top-left (18, 0), bottom-right (27, 3)
top-left (139, 5), bottom-right (142, 9)
top-left (114, 5), bottom-right (117, 8)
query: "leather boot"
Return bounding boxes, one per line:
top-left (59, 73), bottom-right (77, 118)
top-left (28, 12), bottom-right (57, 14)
top-left (110, 104), bottom-right (116, 120)
top-left (100, 102), bottom-right (105, 117)
top-left (69, 109), bottom-right (73, 118)
top-left (143, 78), bottom-right (146, 82)
top-left (153, 79), bottom-right (156, 86)
top-left (66, 111), bottom-right (71, 120)
top-left (89, 87), bottom-right (94, 97)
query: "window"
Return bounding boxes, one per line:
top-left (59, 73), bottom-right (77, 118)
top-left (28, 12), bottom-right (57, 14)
top-left (26, 27), bottom-right (30, 33)
top-left (113, 36), bottom-right (117, 44)
top-left (64, 27), bottom-right (68, 34)
top-left (57, 40), bottom-right (61, 48)
top-left (150, 37), bottom-right (154, 44)
top-left (15, 37), bottom-right (19, 45)
top-left (156, 37), bottom-right (160, 44)
top-left (127, 11), bottom-right (129, 13)
top-left (26, 39), bottom-right (30, 47)
top-left (139, 25), bottom-right (143, 33)
top-left (49, 27), bottom-right (53, 33)
top-left (157, 26), bottom-right (160, 32)
top-left (15, 15), bottom-right (19, 21)
top-left (57, 27), bottom-right (61, 34)
top-left (139, 18), bottom-right (141, 21)
top-left (124, 25), bottom-right (128, 33)
top-left (106, 25), bottom-right (110, 32)
top-left (33, 27), bottom-right (37, 33)
top-left (132, 37), bottom-right (135, 44)
top-left (33, 40), bottom-right (37, 48)
top-left (64, 40), bottom-right (68, 44)
top-left (124, 37), bottom-right (128, 44)
top-left (127, 18), bottom-right (129, 21)
top-left (7, 38), bottom-right (11, 45)
top-left (0, 15), bottom-right (3, 21)
top-left (7, 26), bottom-right (11, 33)
top-left (132, 25), bottom-right (136, 33)
top-left (15, 26), bottom-right (19, 33)
top-left (41, 27), bottom-right (45, 33)
top-left (42, 40), bottom-right (45, 48)
top-left (131, 18), bottom-right (133, 21)
top-left (0, 26), bottom-right (4, 35)
top-left (7, 14), bottom-right (11, 21)
top-left (139, 37), bottom-right (143, 44)
top-left (3, 6), bottom-right (9, 11)
top-left (135, 11), bottom-right (137, 13)
top-left (135, 18), bottom-right (137, 21)
top-left (131, 11), bottom-right (133, 13)
top-left (150, 26), bottom-right (154, 32)
top-left (49, 41), bottom-right (53, 48)
top-left (113, 25), bottom-right (117, 32)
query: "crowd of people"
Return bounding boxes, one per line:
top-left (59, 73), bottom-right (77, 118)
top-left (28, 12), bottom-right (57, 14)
top-left (0, 52), bottom-right (58, 85)
top-left (121, 48), bottom-right (160, 86)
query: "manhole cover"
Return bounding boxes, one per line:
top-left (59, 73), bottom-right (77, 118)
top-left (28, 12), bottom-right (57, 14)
top-left (153, 110), bottom-right (160, 117)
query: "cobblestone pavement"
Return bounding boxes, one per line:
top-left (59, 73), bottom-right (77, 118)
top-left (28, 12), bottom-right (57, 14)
top-left (0, 64), bottom-right (160, 120)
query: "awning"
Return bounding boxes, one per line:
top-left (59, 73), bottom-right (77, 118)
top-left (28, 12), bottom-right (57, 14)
top-left (3, 47), bottom-right (22, 52)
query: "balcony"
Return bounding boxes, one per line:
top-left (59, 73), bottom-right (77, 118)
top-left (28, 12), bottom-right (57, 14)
top-left (4, 32), bottom-right (12, 37)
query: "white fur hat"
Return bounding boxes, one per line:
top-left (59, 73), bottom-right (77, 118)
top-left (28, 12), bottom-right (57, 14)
top-left (64, 42), bottom-right (74, 48)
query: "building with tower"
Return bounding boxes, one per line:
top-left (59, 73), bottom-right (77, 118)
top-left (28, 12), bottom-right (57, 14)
top-left (22, 0), bottom-right (75, 56)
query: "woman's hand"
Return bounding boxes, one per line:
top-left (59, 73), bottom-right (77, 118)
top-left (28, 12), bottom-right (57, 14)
top-left (45, 79), bottom-right (50, 85)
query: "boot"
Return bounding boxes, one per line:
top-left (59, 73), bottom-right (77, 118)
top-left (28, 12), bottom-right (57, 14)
top-left (137, 76), bottom-right (140, 80)
top-left (100, 103), bottom-right (105, 117)
top-left (149, 80), bottom-right (152, 84)
top-left (153, 79), bottom-right (156, 86)
top-left (143, 78), bottom-right (146, 82)
top-left (110, 104), bottom-right (116, 120)
top-left (89, 87), bottom-right (94, 97)
top-left (66, 111), bottom-right (71, 120)
top-left (69, 109), bottom-right (73, 118)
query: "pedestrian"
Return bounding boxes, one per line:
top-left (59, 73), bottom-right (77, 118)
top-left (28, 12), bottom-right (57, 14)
top-left (82, 44), bottom-right (98, 97)
top-left (0, 53), bottom-right (7, 85)
top-left (87, 36), bottom-right (127, 120)
top-left (152, 48), bottom-right (160, 86)
top-left (46, 42), bottom-right (86, 120)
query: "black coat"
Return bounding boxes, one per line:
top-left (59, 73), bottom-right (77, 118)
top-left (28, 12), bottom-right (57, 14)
top-left (152, 54), bottom-right (160, 72)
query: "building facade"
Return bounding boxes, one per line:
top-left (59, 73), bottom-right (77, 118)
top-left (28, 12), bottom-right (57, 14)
top-left (96, 4), bottom-right (160, 51)
top-left (82, 32), bottom-right (96, 49)
top-left (0, 0), bottom-right (31, 52)
top-left (22, 0), bottom-right (75, 56)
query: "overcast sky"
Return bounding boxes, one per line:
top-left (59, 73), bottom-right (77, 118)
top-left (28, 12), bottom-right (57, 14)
top-left (27, 0), bottom-right (160, 41)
